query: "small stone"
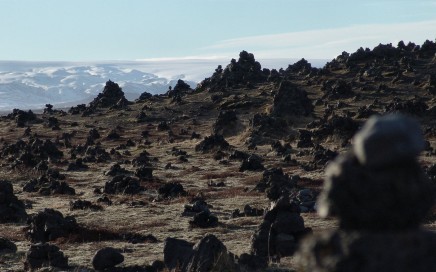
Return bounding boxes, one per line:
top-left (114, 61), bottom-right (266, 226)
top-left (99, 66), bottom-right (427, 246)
top-left (92, 247), bottom-right (124, 270)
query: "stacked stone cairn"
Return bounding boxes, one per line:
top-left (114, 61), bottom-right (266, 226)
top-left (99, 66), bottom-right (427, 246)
top-left (296, 114), bottom-right (436, 272)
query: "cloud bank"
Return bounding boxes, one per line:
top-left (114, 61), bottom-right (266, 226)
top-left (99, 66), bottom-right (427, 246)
top-left (203, 20), bottom-right (436, 59)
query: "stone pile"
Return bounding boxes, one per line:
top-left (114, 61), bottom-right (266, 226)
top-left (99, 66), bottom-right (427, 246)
top-left (296, 114), bottom-right (436, 272)
top-left (249, 195), bottom-right (312, 269)
top-left (196, 51), bottom-right (267, 92)
top-left (271, 80), bottom-right (314, 117)
top-left (89, 80), bottom-right (130, 109)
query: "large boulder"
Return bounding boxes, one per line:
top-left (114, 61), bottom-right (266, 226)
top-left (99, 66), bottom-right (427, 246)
top-left (163, 234), bottom-right (238, 272)
top-left (26, 208), bottom-right (78, 243)
top-left (271, 81), bottom-right (314, 117)
top-left (24, 243), bottom-right (69, 271)
top-left (92, 247), bottom-right (124, 271)
top-left (0, 180), bottom-right (28, 223)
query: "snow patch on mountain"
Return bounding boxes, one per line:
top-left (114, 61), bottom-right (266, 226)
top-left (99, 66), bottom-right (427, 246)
top-left (0, 58), bottom-right (327, 111)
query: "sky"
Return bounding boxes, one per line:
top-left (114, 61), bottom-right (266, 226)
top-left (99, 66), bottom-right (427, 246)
top-left (1, 0), bottom-right (436, 61)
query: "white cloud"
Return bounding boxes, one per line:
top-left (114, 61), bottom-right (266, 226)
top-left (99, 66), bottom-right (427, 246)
top-left (202, 20), bottom-right (436, 59)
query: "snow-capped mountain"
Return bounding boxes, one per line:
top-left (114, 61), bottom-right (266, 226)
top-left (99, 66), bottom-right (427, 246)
top-left (0, 58), bottom-right (327, 112)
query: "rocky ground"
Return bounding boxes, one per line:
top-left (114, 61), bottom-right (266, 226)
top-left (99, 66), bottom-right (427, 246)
top-left (1, 40), bottom-right (436, 271)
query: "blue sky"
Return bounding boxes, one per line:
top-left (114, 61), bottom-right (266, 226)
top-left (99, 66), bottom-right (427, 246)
top-left (1, 0), bottom-right (436, 61)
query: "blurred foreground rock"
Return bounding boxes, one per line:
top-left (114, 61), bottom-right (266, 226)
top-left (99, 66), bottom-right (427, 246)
top-left (296, 114), bottom-right (436, 272)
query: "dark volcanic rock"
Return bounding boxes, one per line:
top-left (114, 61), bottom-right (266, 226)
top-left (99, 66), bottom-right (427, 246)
top-left (318, 152), bottom-right (434, 230)
top-left (185, 234), bottom-right (238, 272)
top-left (239, 154), bottom-right (264, 172)
top-left (26, 208), bottom-right (78, 243)
top-left (69, 199), bottom-right (103, 211)
top-left (167, 79), bottom-right (193, 99)
top-left (135, 166), bottom-right (153, 180)
top-left (271, 80), bottom-right (314, 117)
top-left (163, 234), bottom-right (238, 272)
top-left (297, 230), bottom-right (436, 272)
top-left (213, 110), bottom-right (238, 136)
top-left (255, 168), bottom-right (298, 201)
top-left (23, 176), bottom-right (75, 195)
top-left (0, 180), bottom-right (28, 223)
top-left (163, 238), bottom-right (194, 270)
top-left (105, 163), bottom-right (131, 176)
top-left (24, 243), bottom-right (69, 271)
top-left (104, 175), bottom-right (144, 195)
top-left (353, 114), bottom-right (425, 168)
top-left (7, 109), bottom-right (38, 127)
top-left (195, 134), bottom-right (230, 153)
top-left (321, 79), bottom-right (354, 99)
top-left (189, 211), bottom-right (219, 228)
top-left (92, 247), bottom-right (124, 271)
top-left (158, 182), bottom-right (187, 199)
top-left (0, 237), bottom-right (17, 253)
top-left (89, 80), bottom-right (129, 109)
top-left (251, 195), bottom-right (311, 263)
top-left (196, 51), bottom-right (266, 92)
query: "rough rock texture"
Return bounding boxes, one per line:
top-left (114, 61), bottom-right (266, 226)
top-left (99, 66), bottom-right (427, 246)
top-left (254, 168), bottom-right (298, 201)
top-left (26, 208), bottom-right (79, 243)
top-left (104, 175), bottom-right (144, 195)
top-left (196, 51), bottom-right (266, 92)
top-left (24, 243), bottom-right (69, 271)
top-left (163, 234), bottom-right (238, 272)
top-left (297, 114), bottom-right (436, 271)
top-left (23, 176), bottom-right (75, 195)
top-left (0, 180), bottom-right (28, 223)
top-left (271, 80), bottom-right (314, 117)
top-left (353, 114), bottom-right (425, 168)
top-left (297, 230), bottom-right (436, 272)
top-left (89, 80), bottom-right (129, 109)
top-left (92, 247), bottom-right (124, 270)
top-left (251, 195), bottom-right (312, 266)
top-left (195, 134), bottom-right (230, 153)
top-left (0, 237), bottom-right (17, 253)
top-left (212, 110), bottom-right (238, 136)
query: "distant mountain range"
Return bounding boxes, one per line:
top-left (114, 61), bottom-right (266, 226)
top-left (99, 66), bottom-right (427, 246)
top-left (0, 58), bottom-right (328, 111)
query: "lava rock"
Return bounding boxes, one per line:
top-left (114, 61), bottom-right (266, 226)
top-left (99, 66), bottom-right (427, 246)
top-left (158, 182), bottom-right (187, 199)
top-left (0, 237), bottom-right (17, 253)
top-left (89, 80), bottom-right (129, 109)
top-left (318, 151), bottom-right (435, 230)
top-left (195, 134), bottom-right (230, 153)
top-left (296, 230), bottom-right (436, 272)
top-left (185, 234), bottom-right (238, 272)
top-left (353, 114), bottom-right (425, 168)
top-left (239, 154), bottom-right (264, 172)
top-left (189, 211), bottom-right (219, 228)
top-left (24, 243), bottom-right (69, 271)
top-left (92, 247), bottom-right (124, 271)
top-left (23, 176), bottom-right (75, 195)
top-left (163, 238), bottom-right (194, 270)
top-left (0, 180), bottom-right (28, 223)
top-left (69, 199), bottom-right (103, 211)
top-left (271, 80), bottom-right (314, 117)
top-left (213, 110), bottom-right (238, 136)
top-left (104, 175), bottom-right (144, 195)
top-left (26, 208), bottom-right (79, 243)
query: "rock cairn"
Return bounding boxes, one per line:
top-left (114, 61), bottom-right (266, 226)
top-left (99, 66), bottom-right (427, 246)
top-left (296, 114), bottom-right (436, 271)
